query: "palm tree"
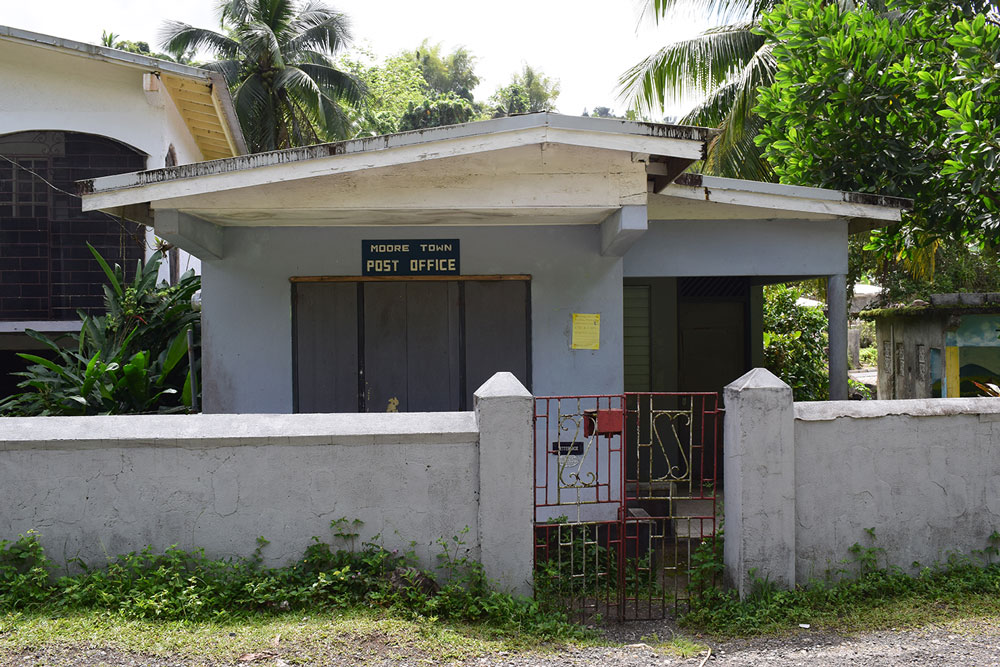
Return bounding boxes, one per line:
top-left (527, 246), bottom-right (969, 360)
top-left (619, 0), bottom-right (776, 181)
top-left (160, 0), bottom-right (366, 152)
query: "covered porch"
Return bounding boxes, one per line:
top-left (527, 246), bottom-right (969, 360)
top-left (79, 113), bottom-right (907, 412)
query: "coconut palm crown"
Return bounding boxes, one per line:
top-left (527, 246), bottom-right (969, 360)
top-left (619, 0), bottom-right (776, 181)
top-left (160, 0), bottom-right (366, 153)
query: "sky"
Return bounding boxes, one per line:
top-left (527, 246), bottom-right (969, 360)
top-left (2, 0), bottom-right (710, 119)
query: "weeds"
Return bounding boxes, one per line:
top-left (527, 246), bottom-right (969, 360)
top-left (682, 527), bottom-right (1000, 635)
top-left (0, 523), bottom-right (585, 641)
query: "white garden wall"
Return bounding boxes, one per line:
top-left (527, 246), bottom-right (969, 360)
top-left (725, 368), bottom-right (1000, 597)
top-left (0, 373), bottom-right (533, 595)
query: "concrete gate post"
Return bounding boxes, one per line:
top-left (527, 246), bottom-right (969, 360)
top-left (474, 372), bottom-right (534, 597)
top-left (723, 368), bottom-right (796, 598)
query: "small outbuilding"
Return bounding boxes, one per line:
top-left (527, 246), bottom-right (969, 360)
top-left (863, 293), bottom-right (1000, 398)
top-left (80, 113), bottom-right (908, 413)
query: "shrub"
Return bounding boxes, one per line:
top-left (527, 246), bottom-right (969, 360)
top-left (0, 245), bottom-right (199, 415)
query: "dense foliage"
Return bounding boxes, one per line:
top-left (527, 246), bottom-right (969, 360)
top-left (0, 246), bottom-right (199, 416)
top-left (161, 0), bottom-right (366, 151)
top-left (762, 284), bottom-right (829, 401)
top-left (0, 526), bottom-right (582, 640)
top-left (756, 0), bottom-right (1000, 250)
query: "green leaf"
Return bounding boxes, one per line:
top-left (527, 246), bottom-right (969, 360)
top-left (158, 328), bottom-right (190, 385)
top-left (87, 242), bottom-right (123, 299)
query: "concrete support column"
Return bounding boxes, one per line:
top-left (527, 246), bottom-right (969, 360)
top-left (474, 372), bottom-right (534, 596)
top-left (827, 273), bottom-right (848, 400)
top-left (723, 368), bottom-right (796, 598)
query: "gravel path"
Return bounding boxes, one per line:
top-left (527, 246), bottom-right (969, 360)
top-left (3, 623), bottom-right (1000, 665)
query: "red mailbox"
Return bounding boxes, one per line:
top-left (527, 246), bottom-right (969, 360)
top-left (583, 408), bottom-right (624, 437)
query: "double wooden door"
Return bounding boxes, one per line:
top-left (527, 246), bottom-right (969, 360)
top-left (293, 278), bottom-right (530, 413)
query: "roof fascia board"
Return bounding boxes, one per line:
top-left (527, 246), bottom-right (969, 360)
top-left (696, 174), bottom-right (909, 209)
top-left (83, 126), bottom-right (552, 210)
top-left (206, 72), bottom-right (248, 156)
top-left (81, 122), bottom-right (706, 211)
top-left (544, 127), bottom-right (704, 160)
top-left (663, 182), bottom-right (904, 222)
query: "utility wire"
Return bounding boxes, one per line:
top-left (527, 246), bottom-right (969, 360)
top-left (0, 152), bottom-right (151, 250)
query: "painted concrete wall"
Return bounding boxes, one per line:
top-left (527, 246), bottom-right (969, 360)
top-left (624, 218), bottom-right (848, 277)
top-left (0, 374), bottom-right (535, 594)
top-left (202, 224), bottom-right (624, 413)
top-left (725, 368), bottom-right (1000, 595)
top-left (0, 41), bottom-right (203, 167)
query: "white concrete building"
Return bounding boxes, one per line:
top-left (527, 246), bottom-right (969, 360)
top-left (0, 25), bottom-right (244, 394)
top-left (81, 113), bottom-right (907, 413)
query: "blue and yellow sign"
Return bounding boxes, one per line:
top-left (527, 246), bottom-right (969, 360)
top-left (362, 239), bottom-right (460, 276)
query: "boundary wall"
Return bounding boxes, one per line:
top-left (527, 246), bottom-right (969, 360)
top-left (724, 368), bottom-right (1000, 598)
top-left (0, 372), bottom-right (533, 596)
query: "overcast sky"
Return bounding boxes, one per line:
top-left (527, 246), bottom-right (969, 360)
top-left (2, 1), bottom-right (709, 119)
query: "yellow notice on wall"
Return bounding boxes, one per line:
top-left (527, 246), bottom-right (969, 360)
top-left (571, 313), bottom-right (600, 350)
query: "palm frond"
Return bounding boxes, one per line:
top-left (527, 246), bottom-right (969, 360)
top-left (236, 22), bottom-right (285, 69)
top-left (704, 112), bottom-right (774, 180)
top-left (158, 21), bottom-right (240, 60)
top-left (645, 0), bottom-right (759, 25)
top-left (200, 59), bottom-right (242, 87)
top-left (220, 0), bottom-right (254, 27)
top-left (297, 63), bottom-right (366, 105)
top-left (713, 41), bottom-right (774, 159)
top-left (285, 15), bottom-right (352, 55)
top-left (255, 0), bottom-right (296, 35)
top-left (619, 24), bottom-right (764, 115)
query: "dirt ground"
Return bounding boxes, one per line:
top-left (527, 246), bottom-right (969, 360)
top-left (3, 619), bottom-right (1000, 666)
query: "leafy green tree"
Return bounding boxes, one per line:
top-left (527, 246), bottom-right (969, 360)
top-left (1, 247), bottom-right (200, 416)
top-left (763, 284), bottom-right (829, 400)
top-left (405, 40), bottom-right (480, 101)
top-left (160, 0), bottom-right (366, 152)
top-left (489, 65), bottom-right (560, 117)
top-left (399, 92), bottom-right (477, 131)
top-left (342, 52), bottom-right (428, 136)
top-left (619, 0), bottom-right (778, 180)
top-left (755, 0), bottom-right (1000, 290)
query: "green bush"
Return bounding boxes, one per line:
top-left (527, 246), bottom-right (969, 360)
top-left (0, 244), bottom-right (199, 415)
top-left (763, 284), bottom-right (829, 401)
top-left (0, 525), bottom-right (584, 640)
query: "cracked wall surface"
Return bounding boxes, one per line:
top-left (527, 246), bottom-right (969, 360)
top-left (0, 412), bottom-right (481, 571)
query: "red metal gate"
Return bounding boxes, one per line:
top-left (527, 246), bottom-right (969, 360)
top-left (533, 392), bottom-right (722, 622)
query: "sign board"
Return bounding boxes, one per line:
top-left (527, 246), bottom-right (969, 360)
top-left (362, 239), bottom-right (460, 276)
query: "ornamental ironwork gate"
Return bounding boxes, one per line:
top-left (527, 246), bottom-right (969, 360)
top-left (533, 392), bottom-right (722, 622)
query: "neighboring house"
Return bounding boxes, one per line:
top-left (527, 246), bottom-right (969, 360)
top-left (863, 293), bottom-right (1000, 398)
top-left (0, 26), bottom-right (245, 396)
top-left (81, 113), bottom-right (908, 414)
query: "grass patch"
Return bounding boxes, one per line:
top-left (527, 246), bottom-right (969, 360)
top-left (0, 608), bottom-right (602, 665)
top-left (0, 523), bottom-right (588, 648)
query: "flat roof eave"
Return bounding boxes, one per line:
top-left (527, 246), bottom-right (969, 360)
top-left (79, 113), bottom-right (715, 210)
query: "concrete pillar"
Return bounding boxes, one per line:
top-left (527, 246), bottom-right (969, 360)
top-left (723, 368), bottom-right (796, 598)
top-left (827, 274), bottom-right (848, 400)
top-left (474, 372), bottom-right (534, 596)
